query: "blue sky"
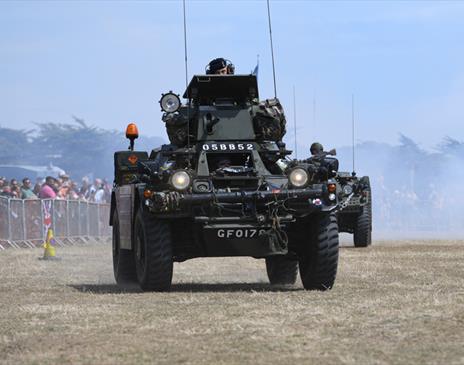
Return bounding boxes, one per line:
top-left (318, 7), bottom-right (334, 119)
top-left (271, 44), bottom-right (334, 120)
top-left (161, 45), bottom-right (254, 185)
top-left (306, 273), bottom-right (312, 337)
top-left (1, 0), bottom-right (464, 152)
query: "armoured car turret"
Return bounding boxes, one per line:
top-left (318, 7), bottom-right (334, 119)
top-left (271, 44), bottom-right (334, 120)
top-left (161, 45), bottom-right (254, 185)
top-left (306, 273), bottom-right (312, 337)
top-left (110, 74), bottom-right (340, 291)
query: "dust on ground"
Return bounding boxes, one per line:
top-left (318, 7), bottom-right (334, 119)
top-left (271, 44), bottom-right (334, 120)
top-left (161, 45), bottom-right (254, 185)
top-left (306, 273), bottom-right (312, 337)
top-left (0, 240), bottom-right (463, 365)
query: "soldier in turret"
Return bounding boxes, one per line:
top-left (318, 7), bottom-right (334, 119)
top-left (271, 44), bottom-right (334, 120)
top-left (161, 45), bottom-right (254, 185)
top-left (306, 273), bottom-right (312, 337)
top-left (302, 142), bottom-right (338, 180)
top-left (310, 142), bottom-right (324, 156)
top-left (205, 58), bottom-right (235, 75)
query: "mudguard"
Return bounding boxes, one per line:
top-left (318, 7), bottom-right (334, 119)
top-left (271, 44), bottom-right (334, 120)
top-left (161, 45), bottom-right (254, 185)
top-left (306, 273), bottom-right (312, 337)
top-left (114, 185), bottom-right (135, 250)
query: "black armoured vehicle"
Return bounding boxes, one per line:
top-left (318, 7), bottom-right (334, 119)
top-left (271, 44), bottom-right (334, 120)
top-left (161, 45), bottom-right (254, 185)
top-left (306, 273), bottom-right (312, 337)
top-left (110, 74), bottom-right (340, 291)
top-left (336, 172), bottom-right (372, 247)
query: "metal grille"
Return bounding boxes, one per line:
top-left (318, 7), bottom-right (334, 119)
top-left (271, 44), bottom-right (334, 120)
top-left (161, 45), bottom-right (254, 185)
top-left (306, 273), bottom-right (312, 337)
top-left (9, 200), bottom-right (25, 241)
top-left (78, 201), bottom-right (90, 237)
top-left (88, 203), bottom-right (100, 237)
top-left (53, 200), bottom-right (68, 237)
top-left (24, 199), bottom-right (42, 240)
top-left (0, 198), bottom-right (9, 240)
top-left (68, 200), bottom-right (80, 236)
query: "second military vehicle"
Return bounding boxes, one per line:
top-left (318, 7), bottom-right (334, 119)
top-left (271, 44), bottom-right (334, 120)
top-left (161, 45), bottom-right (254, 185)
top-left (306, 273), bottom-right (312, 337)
top-left (336, 172), bottom-right (372, 247)
top-left (110, 73), bottom-right (340, 291)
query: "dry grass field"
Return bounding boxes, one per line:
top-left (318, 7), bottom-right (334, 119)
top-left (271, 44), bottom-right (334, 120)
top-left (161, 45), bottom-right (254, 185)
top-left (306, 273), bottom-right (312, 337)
top-left (0, 240), bottom-right (463, 365)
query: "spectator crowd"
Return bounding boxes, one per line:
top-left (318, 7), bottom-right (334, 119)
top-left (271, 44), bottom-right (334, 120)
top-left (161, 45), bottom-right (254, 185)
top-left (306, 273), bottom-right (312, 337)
top-left (0, 175), bottom-right (111, 203)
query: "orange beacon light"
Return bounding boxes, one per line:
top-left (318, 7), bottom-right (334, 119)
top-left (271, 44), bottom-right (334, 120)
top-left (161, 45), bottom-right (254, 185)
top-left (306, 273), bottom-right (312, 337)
top-left (126, 123), bottom-right (139, 151)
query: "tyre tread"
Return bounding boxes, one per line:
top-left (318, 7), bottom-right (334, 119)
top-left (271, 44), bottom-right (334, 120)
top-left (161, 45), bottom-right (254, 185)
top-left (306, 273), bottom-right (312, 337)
top-left (265, 256), bottom-right (298, 285)
top-left (353, 198), bottom-right (372, 247)
top-left (299, 213), bottom-right (339, 290)
top-left (135, 210), bottom-right (173, 292)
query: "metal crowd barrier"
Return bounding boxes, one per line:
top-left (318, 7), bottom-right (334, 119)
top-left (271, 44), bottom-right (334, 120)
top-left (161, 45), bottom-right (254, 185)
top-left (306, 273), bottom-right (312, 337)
top-left (0, 197), bottom-right (110, 242)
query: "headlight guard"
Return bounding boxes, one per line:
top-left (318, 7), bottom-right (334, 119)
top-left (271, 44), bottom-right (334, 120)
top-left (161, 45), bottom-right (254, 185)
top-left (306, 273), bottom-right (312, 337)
top-left (159, 92), bottom-right (181, 113)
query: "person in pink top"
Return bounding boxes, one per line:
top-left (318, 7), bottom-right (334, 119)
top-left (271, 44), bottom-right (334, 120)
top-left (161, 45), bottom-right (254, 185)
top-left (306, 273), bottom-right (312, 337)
top-left (39, 176), bottom-right (57, 199)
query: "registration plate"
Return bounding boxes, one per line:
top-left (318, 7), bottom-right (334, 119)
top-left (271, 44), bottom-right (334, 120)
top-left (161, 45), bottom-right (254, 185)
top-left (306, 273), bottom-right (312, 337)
top-left (216, 228), bottom-right (267, 239)
top-left (201, 142), bottom-right (254, 152)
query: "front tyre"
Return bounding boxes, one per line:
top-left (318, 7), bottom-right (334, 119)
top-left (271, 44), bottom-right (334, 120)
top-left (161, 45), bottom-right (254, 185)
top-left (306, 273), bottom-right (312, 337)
top-left (112, 209), bottom-right (137, 285)
top-left (134, 209), bottom-right (173, 292)
top-left (299, 213), bottom-right (339, 290)
top-left (265, 256), bottom-right (298, 285)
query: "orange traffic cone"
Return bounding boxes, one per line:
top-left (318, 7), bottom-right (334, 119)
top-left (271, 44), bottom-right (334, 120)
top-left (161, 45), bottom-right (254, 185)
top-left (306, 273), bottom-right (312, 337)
top-left (40, 228), bottom-right (60, 260)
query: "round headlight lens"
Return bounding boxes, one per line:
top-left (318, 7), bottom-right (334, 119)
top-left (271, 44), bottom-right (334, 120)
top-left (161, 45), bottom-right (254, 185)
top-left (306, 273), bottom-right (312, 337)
top-left (289, 168), bottom-right (309, 188)
top-left (170, 170), bottom-right (191, 191)
top-left (343, 184), bottom-right (353, 195)
top-left (159, 92), bottom-right (181, 113)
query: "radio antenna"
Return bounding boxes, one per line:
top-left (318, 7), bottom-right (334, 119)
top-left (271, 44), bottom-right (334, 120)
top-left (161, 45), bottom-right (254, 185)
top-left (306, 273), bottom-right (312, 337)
top-left (183, 0), bottom-right (189, 89)
top-left (313, 94), bottom-right (316, 141)
top-left (266, 0), bottom-right (277, 98)
top-left (293, 85), bottom-right (297, 159)
top-left (182, 0), bottom-right (191, 149)
top-left (351, 94), bottom-right (356, 175)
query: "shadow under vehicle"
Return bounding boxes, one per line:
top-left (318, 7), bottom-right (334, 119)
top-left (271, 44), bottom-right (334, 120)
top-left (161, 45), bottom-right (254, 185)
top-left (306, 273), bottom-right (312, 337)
top-left (110, 74), bottom-right (340, 291)
top-left (336, 172), bottom-right (372, 247)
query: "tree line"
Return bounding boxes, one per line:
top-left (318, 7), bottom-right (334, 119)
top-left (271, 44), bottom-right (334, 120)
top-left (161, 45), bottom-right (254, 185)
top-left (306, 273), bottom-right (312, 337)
top-left (0, 117), bottom-right (164, 180)
top-left (336, 134), bottom-right (464, 200)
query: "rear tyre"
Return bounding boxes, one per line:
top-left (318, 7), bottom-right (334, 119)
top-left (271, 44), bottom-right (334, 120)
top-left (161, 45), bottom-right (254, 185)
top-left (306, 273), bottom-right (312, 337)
top-left (353, 206), bottom-right (372, 247)
top-left (112, 209), bottom-right (137, 285)
top-left (265, 256), bottom-right (298, 285)
top-left (134, 209), bottom-right (173, 292)
top-left (353, 180), bottom-right (372, 247)
top-left (298, 213), bottom-right (339, 291)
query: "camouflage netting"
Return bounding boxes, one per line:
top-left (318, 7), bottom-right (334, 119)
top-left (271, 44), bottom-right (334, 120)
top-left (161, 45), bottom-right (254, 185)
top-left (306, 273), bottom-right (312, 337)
top-left (251, 98), bottom-right (287, 142)
top-left (163, 112), bottom-right (189, 146)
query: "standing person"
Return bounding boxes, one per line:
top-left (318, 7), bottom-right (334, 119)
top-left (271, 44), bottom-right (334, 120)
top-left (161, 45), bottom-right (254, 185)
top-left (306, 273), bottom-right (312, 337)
top-left (103, 178), bottom-right (112, 203)
top-left (88, 178), bottom-right (102, 202)
top-left (39, 176), bottom-right (57, 199)
top-left (33, 177), bottom-right (43, 196)
top-left (10, 179), bottom-right (21, 197)
top-left (93, 182), bottom-right (106, 203)
top-left (67, 181), bottom-right (79, 200)
top-left (57, 181), bottom-right (70, 199)
top-left (1, 185), bottom-right (14, 198)
top-left (21, 178), bottom-right (37, 199)
top-left (80, 177), bottom-right (90, 200)
top-left (59, 173), bottom-right (70, 184)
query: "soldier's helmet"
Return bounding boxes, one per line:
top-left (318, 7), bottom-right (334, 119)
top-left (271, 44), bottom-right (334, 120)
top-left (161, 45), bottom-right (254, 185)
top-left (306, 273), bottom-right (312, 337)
top-left (205, 58), bottom-right (235, 75)
top-left (310, 142), bottom-right (324, 155)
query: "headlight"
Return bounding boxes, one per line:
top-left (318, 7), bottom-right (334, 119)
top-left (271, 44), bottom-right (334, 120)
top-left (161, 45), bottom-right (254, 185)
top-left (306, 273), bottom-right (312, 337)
top-left (170, 170), bottom-right (191, 191)
top-left (288, 168), bottom-right (309, 188)
top-left (159, 92), bottom-right (181, 113)
top-left (343, 184), bottom-right (353, 195)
